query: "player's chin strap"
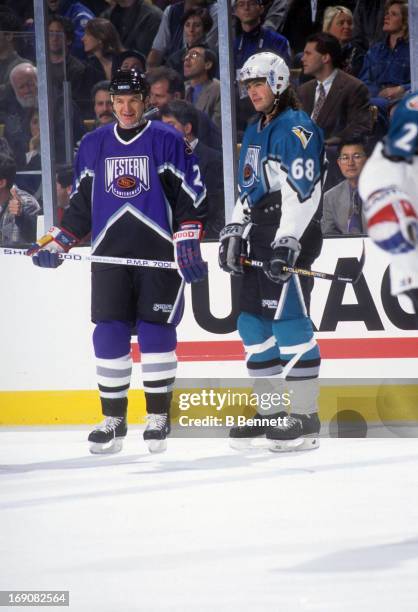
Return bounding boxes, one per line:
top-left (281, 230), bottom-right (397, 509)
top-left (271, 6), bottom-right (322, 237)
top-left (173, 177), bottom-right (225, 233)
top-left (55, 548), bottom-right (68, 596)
top-left (262, 93), bottom-right (281, 125)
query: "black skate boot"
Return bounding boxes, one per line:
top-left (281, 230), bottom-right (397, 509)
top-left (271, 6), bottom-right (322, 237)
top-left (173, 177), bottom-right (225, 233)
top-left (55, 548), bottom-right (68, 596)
top-left (88, 415), bottom-right (127, 454)
top-left (229, 412), bottom-right (287, 450)
top-left (143, 412), bottom-right (170, 454)
top-left (266, 412), bottom-right (320, 452)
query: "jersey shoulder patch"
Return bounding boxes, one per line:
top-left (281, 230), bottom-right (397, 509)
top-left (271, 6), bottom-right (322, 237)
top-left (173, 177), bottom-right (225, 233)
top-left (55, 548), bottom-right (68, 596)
top-left (405, 93), bottom-right (418, 111)
top-left (291, 125), bottom-right (313, 149)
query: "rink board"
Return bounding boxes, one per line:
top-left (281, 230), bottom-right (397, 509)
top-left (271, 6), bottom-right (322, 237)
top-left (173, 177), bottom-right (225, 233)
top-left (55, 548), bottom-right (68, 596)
top-left (0, 237), bottom-right (417, 425)
top-left (1, 384), bottom-right (418, 432)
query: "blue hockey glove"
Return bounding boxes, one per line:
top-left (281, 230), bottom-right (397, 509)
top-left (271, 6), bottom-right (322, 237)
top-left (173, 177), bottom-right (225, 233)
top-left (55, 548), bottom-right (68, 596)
top-left (27, 226), bottom-right (78, 268)
top-left (173, 221), bottom-right (208, 283)
top-left (365, 189), bottom-right (418, 254)
top-left (264, 236), bottom-right (301, 283)
top-left (218, 223), bottom-right (246, 275)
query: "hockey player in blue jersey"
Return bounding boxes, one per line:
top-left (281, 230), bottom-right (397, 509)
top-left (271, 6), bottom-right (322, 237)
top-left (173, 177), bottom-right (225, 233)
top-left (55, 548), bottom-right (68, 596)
top-left (28, 69), bottom-right (208, 454)
top-left (359, 91), bottom-right (418, 315)
top-left (219, 51), bottom-right (325, 451)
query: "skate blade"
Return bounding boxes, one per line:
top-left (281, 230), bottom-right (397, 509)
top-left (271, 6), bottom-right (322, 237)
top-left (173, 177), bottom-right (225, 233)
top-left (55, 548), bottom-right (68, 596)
top-left (89, 438), bottom-right (124, 455)
top-left (145, 439), bottom-right (167, 454)
top-left (229, 437), bottom-right (267, 451)
top-left (268, 435), bottom-right (320, 453)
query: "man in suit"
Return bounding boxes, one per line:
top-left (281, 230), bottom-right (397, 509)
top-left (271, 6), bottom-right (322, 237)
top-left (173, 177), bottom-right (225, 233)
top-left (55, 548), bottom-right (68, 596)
top-left (298, 32), bottom-right (372, 146)
top-left (160, 99), bottom-right (224, 238)
top-left (146, 66), bottom-right (222, 150)
top-left (322, 138), bottom-right (369, 235)
top-left (183, 44), bottom-right (221, 128)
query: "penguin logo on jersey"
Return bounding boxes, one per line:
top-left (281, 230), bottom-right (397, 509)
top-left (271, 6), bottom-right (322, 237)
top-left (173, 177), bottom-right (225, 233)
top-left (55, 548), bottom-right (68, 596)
top-left (105, 156), bottom-right (150, 198)
top-left (291, 126), bottom-right (313, 149)
top-left (242, 145), bottom-right (261, 188)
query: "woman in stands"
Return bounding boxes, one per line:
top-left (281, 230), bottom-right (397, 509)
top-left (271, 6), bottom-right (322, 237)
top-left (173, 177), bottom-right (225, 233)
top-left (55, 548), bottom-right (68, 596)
top-left (322, 6), bottom-right (361, 75)
top-left (167, 8), bottom-right (213, 77)
top-left (358, 0), bottom-right (410, 114)
top-left (82, 17), bottom-right (124, 82)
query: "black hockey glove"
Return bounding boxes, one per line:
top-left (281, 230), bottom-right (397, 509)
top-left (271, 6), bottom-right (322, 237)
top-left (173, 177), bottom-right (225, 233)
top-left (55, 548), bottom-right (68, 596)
top-left (218, 223), bottom-right (246, 275)
top-left (264, 236), bottom-right (301, 284)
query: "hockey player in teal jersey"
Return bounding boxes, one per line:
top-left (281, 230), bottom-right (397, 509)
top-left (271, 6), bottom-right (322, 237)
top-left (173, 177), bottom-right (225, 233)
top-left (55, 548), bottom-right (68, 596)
top-left (219, 51), bottom-right (326, 451)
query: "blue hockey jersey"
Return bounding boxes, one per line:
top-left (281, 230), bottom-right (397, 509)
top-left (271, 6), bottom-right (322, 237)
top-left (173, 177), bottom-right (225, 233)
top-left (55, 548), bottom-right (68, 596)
top-left (235, 108), bottom-right (324, 241)
top-left (62, 120), bottom-right (207, 259)
top-left (384, 91), bottom-right (418, 161)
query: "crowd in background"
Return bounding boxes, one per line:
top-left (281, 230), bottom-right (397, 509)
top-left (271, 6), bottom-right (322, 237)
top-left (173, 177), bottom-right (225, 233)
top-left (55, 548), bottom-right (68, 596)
top-left (0, 0), bottom-right (412, 245)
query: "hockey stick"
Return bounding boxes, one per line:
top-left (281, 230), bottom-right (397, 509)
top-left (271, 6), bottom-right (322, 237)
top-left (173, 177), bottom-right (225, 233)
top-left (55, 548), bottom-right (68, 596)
top-left (0, 247), bottom-right (179, 270)
top-left (241, 240), bottom-right (366, 284)
top-left (0, 242), bottom-right (366, 282)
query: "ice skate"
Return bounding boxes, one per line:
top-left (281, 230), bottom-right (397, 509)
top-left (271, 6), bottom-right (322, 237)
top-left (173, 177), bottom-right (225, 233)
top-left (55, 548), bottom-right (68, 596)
top-left (143, 413), bottom-right (170, 454)
top-left (267, 413), bottom-right (320, 452)
top-left (229, 412), bottom-right (287, 450)
top-left (88, 416), bottom-right (127, 454)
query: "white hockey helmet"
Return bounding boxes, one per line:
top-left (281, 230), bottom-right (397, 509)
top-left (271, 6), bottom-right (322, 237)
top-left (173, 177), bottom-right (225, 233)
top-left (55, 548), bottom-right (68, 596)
top-left (239, 51), bottom-right (290, 96)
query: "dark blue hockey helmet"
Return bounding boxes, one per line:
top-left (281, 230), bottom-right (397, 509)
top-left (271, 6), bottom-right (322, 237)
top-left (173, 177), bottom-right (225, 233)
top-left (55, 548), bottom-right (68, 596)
top-left (109, 68), bottom-right (149, 98)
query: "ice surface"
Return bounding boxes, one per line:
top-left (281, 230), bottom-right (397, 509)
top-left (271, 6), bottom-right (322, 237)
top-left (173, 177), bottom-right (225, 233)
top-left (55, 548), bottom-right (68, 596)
top-left (1, 429), bottom-right (418, 612)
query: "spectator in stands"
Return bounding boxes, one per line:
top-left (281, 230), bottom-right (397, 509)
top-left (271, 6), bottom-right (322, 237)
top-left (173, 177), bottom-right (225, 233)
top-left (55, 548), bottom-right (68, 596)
top-left (55, 162), bottom-right (90, 243)
top-left (82, 18), bottom-right (124, 82)
top-left (47, 0), bottom-right (95, 60)
top-left (103, 0), bottom-right (162, 58)
top-left (5, 63), bottom-right (84, 168)
top-left (323, 5), bottom-right (353, 44)
top-left (147, 0), bottom-right (217, 69)
top-left (233, 0), bottom-right (290, 70)
top-left (25, 109), bottom-right (40, 166)
top-left (147, 66), bottom-right (222, 150)
top-left (184, 45), bottom-right (221, 128)
top-left (167, 7), bottom-right (213, 76)
top-left (92, 80), bottom-right (114, 126)
top-left (147, 66), bottom-right (184, 109)
top-left (322, 138), bottom-right (369, 235)
top-left (322, 6), bottom-right (361, 75)
top-left (112, 49), bottom-right (146, 75)
top-left (259, 0), bottom-right (288, 32)
top-left (56, 163), bottom-right (73, 223)
top-left (48, 16), bottom-right (89, 115)
top-left (19, 108), bottom-right (42, 201)
top-left (298, 32), bottom-right (372, 146)
top-left (352, 0), bottom-right (386, 67)
top-left (358, 0), bottom-right (410, 113)
top-left (0, 152), bottom-right (40, 245)
top-left (0, 10), bottom-right (27, 112)
top-left (281, 0), bottom-right (356, 55)
top-left (160, 99), bottom-right (224, 238)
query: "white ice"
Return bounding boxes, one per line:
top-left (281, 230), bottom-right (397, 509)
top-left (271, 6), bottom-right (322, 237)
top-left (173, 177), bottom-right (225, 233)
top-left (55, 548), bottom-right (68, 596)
top-left (1, 429), bottom-right (418, 612)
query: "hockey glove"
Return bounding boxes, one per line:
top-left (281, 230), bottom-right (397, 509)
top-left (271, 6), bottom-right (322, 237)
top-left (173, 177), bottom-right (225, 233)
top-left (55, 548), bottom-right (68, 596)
top-left (264, 236), bottom-right (301, 284)
top-left (27, 226), bottom-right (79, 268)
top-left (365, 189), bottom-right (418, 254)
top-left (218, 223), bottom-right (246, 275)
top-left (173, 221), bottom-right (208, 283)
